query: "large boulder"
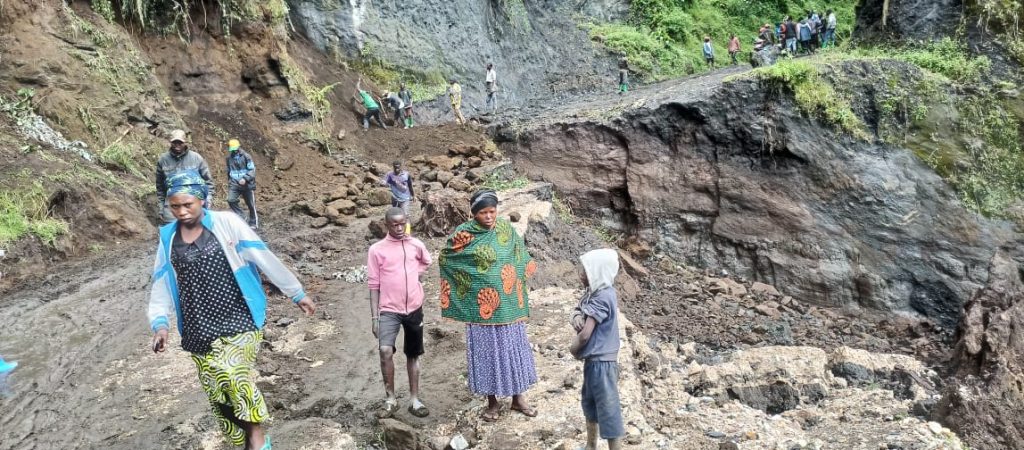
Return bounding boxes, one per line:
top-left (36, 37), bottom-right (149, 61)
top-left (379, 418), bottom-right (420, 450)
top-left (750, 44), bottom-right (779, 68)
top-left (368, 189), bottom-right (392, 207)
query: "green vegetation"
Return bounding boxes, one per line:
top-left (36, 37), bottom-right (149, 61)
top-left (500, 0), bottom-right (531, 31)
top-left (942, 92), bottom-right (1024, 218)
top-left (747, 59), bottom-right (868, 138)
top-left (848, 38), bottom-right (991, 82)
top-left (279, 53), bottom-right (337, 155)
top-left (281, 56), bottom-right (338, 126)
top-left (552, 192), bottom-right (576, 224)
top-left (482, 173), bottom-right (529, 191)
top-left (970, 0), bottom-right (1024, 64)
top-left (587, 0), bottom-right (858, 80)
top-left (301, 125), bottom-right (335, 156)
top-left (98, 141), bottom-right (146, 177)
top-left (352, 46), bottom-right (449, 103)
top-left (65, 5), bottom-right (151, 98)
top-left (0, 88), bottom-right (37, 126)
top-left (0, 181), bottom-right (68, 247)
top-left (89, 0), bottom-right (289, 36)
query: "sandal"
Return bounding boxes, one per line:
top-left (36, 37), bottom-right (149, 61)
top-left (480, 409), bottom-right (500, 422)
top-left (376, 400), bottom-right (399, 419)
top-left (510, 405), bottom-right (538, 417)
top-left (260, 436), bottom-right (272, 450)
top-left (408, 404), bottom-right (430, 418)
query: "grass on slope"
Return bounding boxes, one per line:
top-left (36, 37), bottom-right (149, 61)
top-left (737, 39), bottom-right (1024, 222)
top-left (587, 0), bottom-right (857, 80)
top-left (0, 181), bottom-right (68, 247)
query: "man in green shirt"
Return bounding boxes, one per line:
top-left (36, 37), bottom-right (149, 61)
top-left (355, 78), bottom-right (387, 130)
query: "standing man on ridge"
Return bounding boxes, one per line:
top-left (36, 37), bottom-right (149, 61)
top-left (155, 129), bottom-right (214, 224)
top-left (225, 138), bottom-right (259, 229)
top-left (448, 78), bottom-right (465, 125)
top-left (398, 83), bottom-right (414, 128)
top-left (485, 63), bottom-right (498, 113)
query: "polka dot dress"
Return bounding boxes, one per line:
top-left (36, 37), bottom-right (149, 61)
top-left (172, 228), bottom-right (256, 354)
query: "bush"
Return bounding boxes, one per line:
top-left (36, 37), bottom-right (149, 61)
top-left (748, 59), bottom-right (867, 137)
top-left (93, 0), bottom-right (289, 35)
top-left (0, 182), bottom-right (68, 247)
top-left (897, 38), bottom-right (991, 82)
top-left (588, 23), bottom-right (696, 79)
top-left (98, 142), bottom-right (144, 177)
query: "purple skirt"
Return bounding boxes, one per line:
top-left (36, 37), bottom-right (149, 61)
top-left (466, 322), bottom-right (538, 397)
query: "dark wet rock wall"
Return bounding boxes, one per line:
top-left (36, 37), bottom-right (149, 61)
top-left (495, 62), bottom-right (1015, 329)
top-left (854, 0), bottom-right (964, 41)
top-left (286, 0), bottom-right (627, 107)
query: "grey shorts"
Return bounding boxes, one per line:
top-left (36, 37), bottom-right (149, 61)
top-left (379, 307), bottom-right (424, 358)
top-left (582, 360), bottom-right (624, 439)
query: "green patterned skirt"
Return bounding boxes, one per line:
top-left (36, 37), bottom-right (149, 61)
top-left (189, 330), bottom-right (268, 446)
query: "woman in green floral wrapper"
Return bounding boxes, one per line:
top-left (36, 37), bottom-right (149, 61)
top-left (440, 190), bottom-right (539, 422)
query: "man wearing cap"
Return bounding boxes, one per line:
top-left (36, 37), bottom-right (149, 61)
top-left (226, 138), bottom-right (259, 229)
top-left (155, 129), bottom-right (215, 224)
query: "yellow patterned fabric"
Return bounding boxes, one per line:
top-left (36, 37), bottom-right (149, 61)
top-left (190, 330), bottom-right (267, 446)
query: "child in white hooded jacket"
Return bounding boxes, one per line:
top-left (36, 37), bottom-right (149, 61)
top-left (570, 248), bottom-right (623, 450)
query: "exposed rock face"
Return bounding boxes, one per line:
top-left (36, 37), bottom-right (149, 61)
top-left (286, 0), bottom-right (626, 106)
top-left (854, 0), bottom-right (963, 41)
top-left (496, 62), bottom-right (1013, 328)
top-left (936, 247), bottom-right (1024, 449)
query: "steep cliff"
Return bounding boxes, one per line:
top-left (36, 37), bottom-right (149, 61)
top-left (287, 0), bottom-right (628, 108)
top-left (494, 60), bottom-right (1017, 329)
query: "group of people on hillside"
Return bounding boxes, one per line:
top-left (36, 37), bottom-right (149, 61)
top-left (146, 150), bottom-right (628, 449)
top-left (776, 9), bottom-right (838, 55)
top-left (354, 62), bottom-right (500, 130)
top-left (354, 78), bottom-right (415, 130)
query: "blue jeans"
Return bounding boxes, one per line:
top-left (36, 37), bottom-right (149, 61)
top-left (824, 28), bottom-right (836, 47)
top-left (786, 37), bottom-right (797, 53)
top-left (581, 360), bottom-right (624, 439)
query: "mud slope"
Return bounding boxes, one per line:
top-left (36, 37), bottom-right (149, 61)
top-left (494, 60), bottom-right (1017, 329)
top-left (0, 205), bottom-right (464, 450)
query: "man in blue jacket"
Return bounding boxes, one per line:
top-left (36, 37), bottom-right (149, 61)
top-left (226, 139), bottom-right (259, 229)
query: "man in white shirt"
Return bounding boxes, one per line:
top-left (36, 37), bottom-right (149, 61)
top-left (825, 10), bottom-right (838, 48)
top-left (485, 63), bottom-right (498, 113)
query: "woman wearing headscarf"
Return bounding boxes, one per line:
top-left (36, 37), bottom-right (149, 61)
top-left (148, 170), bottom-right (316, 450)
top-left (440, 190), bottom-right (539, 421)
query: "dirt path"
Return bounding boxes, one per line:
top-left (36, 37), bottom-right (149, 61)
top-left (0, 204), bottom-right (469, 449)
top-left (494, 64), bottom-right (750, 129)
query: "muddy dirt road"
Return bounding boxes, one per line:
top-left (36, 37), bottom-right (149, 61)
top-left (0, 207), bottom-right (478, 450)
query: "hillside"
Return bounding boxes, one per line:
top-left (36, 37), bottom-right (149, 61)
top-left (1, 1), bottom-right (1023, 449)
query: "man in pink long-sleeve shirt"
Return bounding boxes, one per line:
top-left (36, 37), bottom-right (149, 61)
top-left (368, 207), bottom-right (433, 418)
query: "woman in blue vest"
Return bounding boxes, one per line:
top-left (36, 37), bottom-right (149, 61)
top-left (148, 171), bottom-right (316, 450)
